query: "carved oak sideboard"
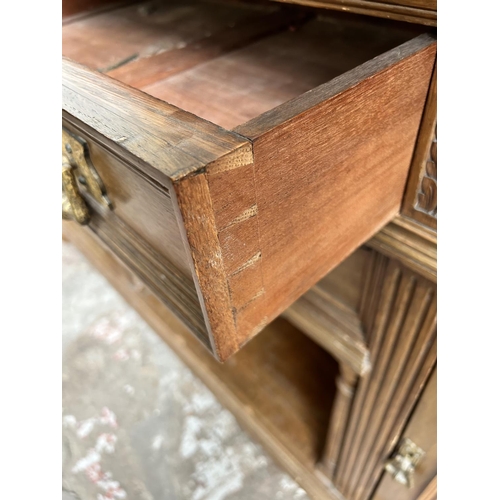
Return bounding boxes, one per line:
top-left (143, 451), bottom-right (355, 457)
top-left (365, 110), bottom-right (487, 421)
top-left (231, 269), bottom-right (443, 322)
top-left (62, 1), bottom-right (437, 498)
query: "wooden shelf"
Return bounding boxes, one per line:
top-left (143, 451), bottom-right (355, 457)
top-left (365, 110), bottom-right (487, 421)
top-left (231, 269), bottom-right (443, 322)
top-left (222, 317), bottom-right (339, 466)
top-left (63, 221), bottom-right (345, 500)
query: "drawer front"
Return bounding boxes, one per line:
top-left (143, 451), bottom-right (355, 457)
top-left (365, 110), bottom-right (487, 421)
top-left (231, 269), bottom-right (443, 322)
top-left (63, 5), bottom-right (436, 361)
top-left (62, 123), bottom-right (190, 276)
top-left (61, 124), bottom-right (211, 348)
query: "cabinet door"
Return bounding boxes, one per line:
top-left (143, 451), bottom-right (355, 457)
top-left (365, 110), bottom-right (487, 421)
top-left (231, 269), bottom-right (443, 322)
top-left (372, 367), bottom-right (436, 500)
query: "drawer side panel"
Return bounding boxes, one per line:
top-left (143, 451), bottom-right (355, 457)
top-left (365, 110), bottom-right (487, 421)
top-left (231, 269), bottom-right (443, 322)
top-left (236, 36), bottom-right (436, 339)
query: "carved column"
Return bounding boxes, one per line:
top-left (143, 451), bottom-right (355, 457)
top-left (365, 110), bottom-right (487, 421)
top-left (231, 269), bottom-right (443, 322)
top-left (319, 363), bottom-right (358, 478)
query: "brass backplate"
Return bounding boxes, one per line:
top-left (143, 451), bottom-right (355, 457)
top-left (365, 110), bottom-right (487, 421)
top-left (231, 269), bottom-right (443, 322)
top-left (62, 128), bottom-right (112, 209)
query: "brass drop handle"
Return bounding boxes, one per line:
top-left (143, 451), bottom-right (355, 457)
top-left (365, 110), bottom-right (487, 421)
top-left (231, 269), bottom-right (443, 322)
top-left (62, 154), bottom-right (90, 225)
top-left (61, 128), bottom-right (111, 224)
top-left (384, 438), bottom-right (425, 488)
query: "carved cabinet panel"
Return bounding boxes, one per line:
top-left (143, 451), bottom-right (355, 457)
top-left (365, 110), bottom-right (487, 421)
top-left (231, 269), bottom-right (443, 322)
top-left (402, 67), bottom-right (437, 230)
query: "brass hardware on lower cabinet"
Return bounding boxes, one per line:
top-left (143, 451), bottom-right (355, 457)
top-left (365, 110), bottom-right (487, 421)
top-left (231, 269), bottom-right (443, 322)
top-left (384, 438), bottom-right (425, 488)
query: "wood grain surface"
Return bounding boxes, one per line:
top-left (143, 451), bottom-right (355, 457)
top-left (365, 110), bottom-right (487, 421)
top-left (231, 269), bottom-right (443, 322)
top-left (62, 58), bottom-right (248, 182)
top-left (88, 210), bottom-right (210, 348)
top-left (144, 14), bottom-right (419, 129)
top-left (232, 36), bottom-right (436, 350)
top-left (417, 476), bottom-right (437, 500)
top-left (319, 364), bottom-right (358, 479)
top-left (108, 8), bottom-right (307, 88)
top-left (368, 215), bottom-right (436, 283)
top-left (63, 0), bottom-right (276, 70)
top-left (62, 121), bottom-right (192, 275)
top-left (283, 248), bottom-right (371, 375)
top-left (62, 4), bottom-right (440, 499)
top-left (63, 0), bottom-right (134, 21)
top-left (172, 171), bottom-right (240, 360)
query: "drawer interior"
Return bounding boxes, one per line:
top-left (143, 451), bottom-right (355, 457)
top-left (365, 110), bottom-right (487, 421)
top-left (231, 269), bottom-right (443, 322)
top-left (63, 0), bottom-right (423, 129)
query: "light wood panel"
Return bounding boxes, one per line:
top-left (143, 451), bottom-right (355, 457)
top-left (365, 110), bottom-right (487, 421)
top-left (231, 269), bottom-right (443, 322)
top-left (108, 8), bottom-right (306, 88)
top-left (283, 248), bottom-right (371, 375)
top-left (368, 215), bottom-right (436, 283)
top-left (319, 364), bottom-right (358, 479)
top-left (418, 476), bottom-right (437, 500)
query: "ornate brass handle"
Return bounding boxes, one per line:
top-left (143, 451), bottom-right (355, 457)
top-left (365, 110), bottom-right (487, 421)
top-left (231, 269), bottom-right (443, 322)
top-left (62, 154), bottom-right (90, 224)
top-left (61, 128), bottom-right (111, 224)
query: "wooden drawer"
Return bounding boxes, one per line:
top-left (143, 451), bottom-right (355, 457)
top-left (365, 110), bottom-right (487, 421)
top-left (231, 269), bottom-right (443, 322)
top-left (62, 0), bottom-right (436, 361)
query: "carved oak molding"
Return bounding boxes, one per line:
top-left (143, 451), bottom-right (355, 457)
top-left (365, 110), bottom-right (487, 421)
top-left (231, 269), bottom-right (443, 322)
top-left (415, 123), bottom-right (437, 217)
top-left (402, 66), bottom-right (437, 230)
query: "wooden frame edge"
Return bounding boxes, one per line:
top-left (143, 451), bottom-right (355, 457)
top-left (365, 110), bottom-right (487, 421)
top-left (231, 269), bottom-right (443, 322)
top-left (172, 143), bottom-right (263, 361)
top-left (367, 215), bottom-right (436, 283)
top-left (172, 172), bottom-right (238, 361)
top-left (266, 0), bottom-right (436, 26)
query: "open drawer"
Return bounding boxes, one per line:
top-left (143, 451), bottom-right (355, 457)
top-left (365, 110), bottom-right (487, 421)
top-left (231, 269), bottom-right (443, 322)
top-left (62, 0), bottom-right (436, 361)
